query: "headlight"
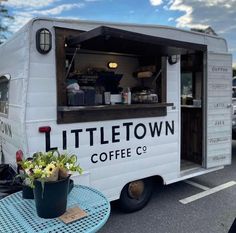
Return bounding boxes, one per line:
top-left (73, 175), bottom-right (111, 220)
top-left (232, 120), bottom-right (236, 126)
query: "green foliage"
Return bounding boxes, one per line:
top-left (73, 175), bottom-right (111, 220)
top-left (0, 3), bottom-right (14, 44)
top-left (20, 150), bottom-right (83, 188)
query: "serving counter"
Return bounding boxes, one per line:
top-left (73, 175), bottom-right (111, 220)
top-left (58, 103), bottom-right (173, 123)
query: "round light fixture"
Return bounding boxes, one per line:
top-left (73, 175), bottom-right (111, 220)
top-left (107, 62), bottom-right (118, 69)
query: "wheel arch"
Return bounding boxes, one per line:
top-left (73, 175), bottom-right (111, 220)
top-left (117, 175), bottom-right (165, 212)
top-left (118, 174), bottom-right (165, 198)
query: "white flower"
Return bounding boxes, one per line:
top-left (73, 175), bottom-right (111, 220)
top-left (65, 163), bottom-right (71, 169)
top-left (24, 178), bottom-right (31, 185)
top-left (25, 169), bottom-right (31, 175)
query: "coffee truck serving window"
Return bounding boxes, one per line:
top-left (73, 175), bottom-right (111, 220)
top-left (55, 26), bottom-right (205, 123)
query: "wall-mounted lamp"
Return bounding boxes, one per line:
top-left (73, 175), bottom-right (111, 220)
top-left (107, 62), bottom-right (118, 69)
top-left (36, 28), bottom-right (52, 54)
top-left (168, 55), bottom-right (179, 65)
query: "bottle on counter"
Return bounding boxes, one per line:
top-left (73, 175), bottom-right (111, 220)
top-left (122, 87), bottom-right (131, 105)
top-left (104, 92), bottom-right (111, 105)
top-left (127, 87), bottom-right (131, 105)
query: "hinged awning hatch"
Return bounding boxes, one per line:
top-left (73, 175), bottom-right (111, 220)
top-left (67, 26), bottom-right (207, 56)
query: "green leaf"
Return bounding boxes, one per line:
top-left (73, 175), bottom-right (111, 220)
top-left (70, 155), bottom-right (77, 164)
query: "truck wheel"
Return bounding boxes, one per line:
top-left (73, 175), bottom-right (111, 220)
top-left (119, 178), bottom-right (153, 212)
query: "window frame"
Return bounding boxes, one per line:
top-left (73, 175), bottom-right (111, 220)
top-left (0, 74), bottom-right (10, 117)
top-left (55, 27), bottom-right (174, 124)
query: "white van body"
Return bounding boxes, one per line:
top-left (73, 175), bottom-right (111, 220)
top-left (0, 18), bottom-right (232, 202)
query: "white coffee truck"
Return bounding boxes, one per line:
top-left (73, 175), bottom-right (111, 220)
top-left (0, 18), bottom-right (232, 211)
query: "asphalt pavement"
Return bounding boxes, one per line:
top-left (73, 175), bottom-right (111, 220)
top-left (100, 142), bottom-right (236, 233)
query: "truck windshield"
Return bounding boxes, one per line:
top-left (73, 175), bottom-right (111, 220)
top-left (0, 74), bottom-right (10, 115)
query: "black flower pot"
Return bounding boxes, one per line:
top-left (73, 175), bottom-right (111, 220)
top-left (68, 179), bottom-right (74, 194)
top-left (33, 176), bottom-right (70, 218)
top-left (22, 185), bottom-right (34, 199)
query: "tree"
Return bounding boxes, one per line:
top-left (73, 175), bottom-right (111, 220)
top-left (0, 3), bottom-right (13, 44)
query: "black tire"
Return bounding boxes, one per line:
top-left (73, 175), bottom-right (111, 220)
top-left (119, 178), bottom-right (153, 213)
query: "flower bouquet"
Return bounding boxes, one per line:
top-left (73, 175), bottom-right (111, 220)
top-left (20, 150), bottom-right (83, 218)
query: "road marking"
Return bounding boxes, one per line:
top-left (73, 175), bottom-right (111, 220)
top-left (184, 180), bottom-right (210, 191)
top-left (180, 181), bottom-right (236, 204)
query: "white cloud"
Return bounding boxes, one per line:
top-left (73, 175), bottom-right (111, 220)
top-left (5, 0), bottom-right (57, 9)
top-left (169, 0), bottom-right (193, 28)
top-left (168, 17), bottom-right (174, 21)
top-left (8, 12), bottom-right (33, 32)
top-left (169, 0), bottom-right (236, 29)
top-left (169, 0), bottom-right (236, 63)
top-left (218, 25), bottom-right (236, 34)
top-left (204, 0), bottom-right (234, 7)
top-left (149, 0), bottom-right (163, 6)
top-left (224, 3), bottom-right (231, 8)
top-left (167, 0), bottom-right (174, 5)
top-left (163, 5), bottom-right (169, 10)
top-left (7, 3), bottom-right (84, 33)
top-left (31, 3), bottom-right (84, 16)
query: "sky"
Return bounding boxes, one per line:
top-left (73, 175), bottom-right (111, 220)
top-left (2, 0), bottom-right (236, 66)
